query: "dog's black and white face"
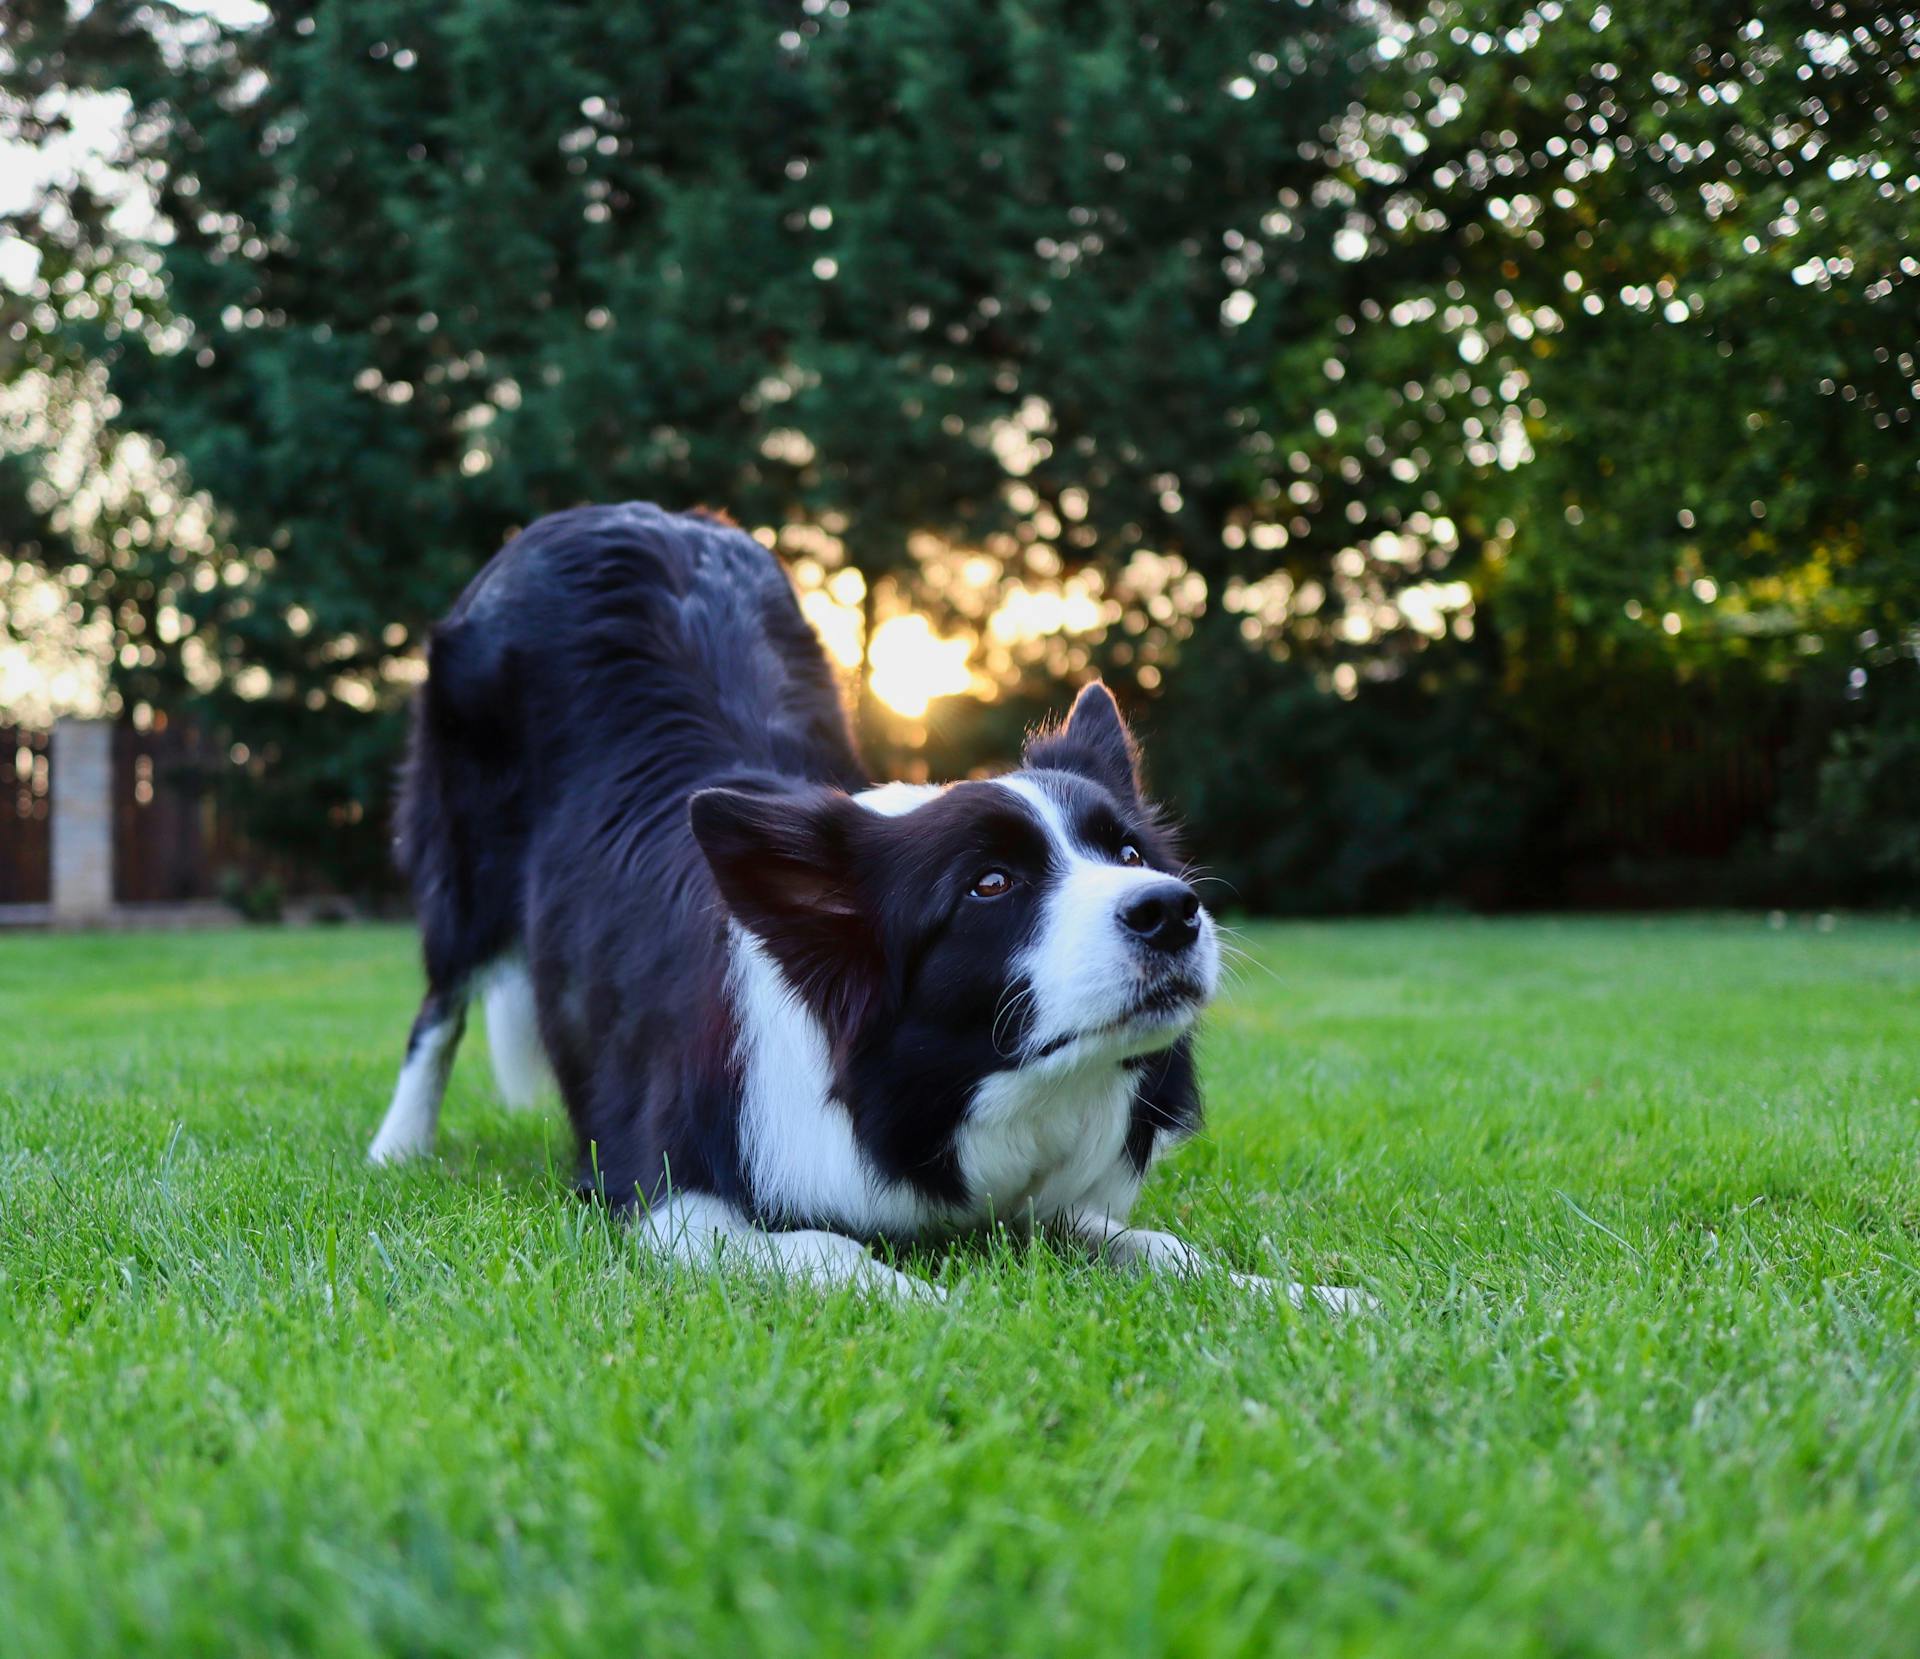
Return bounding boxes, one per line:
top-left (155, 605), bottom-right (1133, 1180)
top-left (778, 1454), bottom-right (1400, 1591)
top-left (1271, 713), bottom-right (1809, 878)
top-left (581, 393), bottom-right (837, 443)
top-left (690, 683), bottom-right (1216, 1198)
top-left (963, 766), bottom-right (1219, 1067)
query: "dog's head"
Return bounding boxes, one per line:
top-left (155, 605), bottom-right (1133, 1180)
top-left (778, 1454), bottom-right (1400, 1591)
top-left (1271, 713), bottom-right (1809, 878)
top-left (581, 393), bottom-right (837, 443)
top-left (689, 682), bottom-right (1218, 1098)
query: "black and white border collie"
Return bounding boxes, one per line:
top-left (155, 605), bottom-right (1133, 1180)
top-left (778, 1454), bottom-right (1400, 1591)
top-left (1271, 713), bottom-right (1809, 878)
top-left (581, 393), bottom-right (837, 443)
top-left (369, 502), bottom-right (1363, 1310)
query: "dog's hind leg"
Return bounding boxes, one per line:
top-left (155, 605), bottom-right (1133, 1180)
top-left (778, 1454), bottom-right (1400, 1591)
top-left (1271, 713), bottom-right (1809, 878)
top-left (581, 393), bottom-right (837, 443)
top-left (482, 961), bottom-right (550, 1109)
top-left (368, 986), bottom-right (468, 1164)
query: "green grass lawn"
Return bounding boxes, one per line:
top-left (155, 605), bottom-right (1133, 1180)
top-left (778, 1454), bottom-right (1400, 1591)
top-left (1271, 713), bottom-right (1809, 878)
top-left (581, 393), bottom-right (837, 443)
top-left (2, 917), bottom-right (1917, 1656)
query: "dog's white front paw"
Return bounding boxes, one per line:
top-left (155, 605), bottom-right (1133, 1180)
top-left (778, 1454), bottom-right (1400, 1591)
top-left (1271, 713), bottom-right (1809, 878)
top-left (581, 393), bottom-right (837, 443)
top-left (1300, 1281), bottom-right (1379, 1314)
top-left (1116, 1227), bottom-right (1212, 1276)
top-left (862, 1262), bottom-right (948, 1303)
top-left (1230, 1272), bottom-right (1379, 1314)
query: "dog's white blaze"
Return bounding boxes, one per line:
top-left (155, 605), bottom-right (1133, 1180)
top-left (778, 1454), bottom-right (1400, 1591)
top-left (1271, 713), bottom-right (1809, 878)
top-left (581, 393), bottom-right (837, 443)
top-left (368, 1016), bottom-right (460, 1164)
top-left (992, 776), bottom-right (1221, 1061)
top-left (728, 925), bottom-right (932, 1235)
top-left (853, 781), bottom-right (946, 817)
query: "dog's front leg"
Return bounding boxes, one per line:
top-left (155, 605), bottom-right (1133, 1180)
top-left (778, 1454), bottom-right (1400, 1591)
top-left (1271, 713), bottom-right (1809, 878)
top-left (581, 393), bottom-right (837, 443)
top-left (637, 1193), bottom-right (943, 1302)
top-left (1054, 1209), bottom-right (1372, 1313)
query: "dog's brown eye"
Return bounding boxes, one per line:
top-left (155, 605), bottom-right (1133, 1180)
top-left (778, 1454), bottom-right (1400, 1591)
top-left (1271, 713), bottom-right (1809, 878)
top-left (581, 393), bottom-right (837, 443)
top-left (1119, 844), bottom-right (1144, 868)
top-left (970, 869), bottom-right (1013, 898)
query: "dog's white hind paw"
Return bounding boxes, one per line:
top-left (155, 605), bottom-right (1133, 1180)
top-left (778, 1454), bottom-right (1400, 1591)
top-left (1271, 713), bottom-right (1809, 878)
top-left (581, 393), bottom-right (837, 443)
top-left (366, 1127), bottom-right (434, 1166)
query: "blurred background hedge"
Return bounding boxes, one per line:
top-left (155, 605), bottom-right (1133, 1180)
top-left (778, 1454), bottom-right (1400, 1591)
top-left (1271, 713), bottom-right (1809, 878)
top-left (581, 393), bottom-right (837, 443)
top-left (2, 1), bottom-right (1914, 910)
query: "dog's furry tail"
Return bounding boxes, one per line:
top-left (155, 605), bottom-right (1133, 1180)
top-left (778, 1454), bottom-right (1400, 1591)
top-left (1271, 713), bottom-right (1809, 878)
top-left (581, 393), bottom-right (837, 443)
top-left (483, 963), bottom-right (551, 1109)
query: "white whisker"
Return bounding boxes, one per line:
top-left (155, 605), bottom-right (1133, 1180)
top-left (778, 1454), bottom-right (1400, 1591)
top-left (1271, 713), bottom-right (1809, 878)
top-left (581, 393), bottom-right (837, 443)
top-left (991, 980), bottom-right (1039, 1059)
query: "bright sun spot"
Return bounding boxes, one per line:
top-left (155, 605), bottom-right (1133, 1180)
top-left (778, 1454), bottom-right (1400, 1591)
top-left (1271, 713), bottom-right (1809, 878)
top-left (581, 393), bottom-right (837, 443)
top-left (867, 615), bottom-right (972, 718)
top-left (798, 588), bottom-right (865, 673)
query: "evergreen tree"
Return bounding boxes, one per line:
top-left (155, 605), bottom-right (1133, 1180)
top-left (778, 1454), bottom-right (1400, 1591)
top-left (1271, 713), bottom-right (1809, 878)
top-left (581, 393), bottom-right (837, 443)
top-left (4, 2), bottom-right (1913, 905)
top-left (3, 0), bottom-right (1365, 883)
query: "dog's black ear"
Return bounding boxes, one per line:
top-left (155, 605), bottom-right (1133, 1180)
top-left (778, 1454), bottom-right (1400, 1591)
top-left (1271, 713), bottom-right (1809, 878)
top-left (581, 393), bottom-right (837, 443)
top-left (425, 617), bottom-right (516, 744)
top-left (688, 786), bottom-right (882, 1049)
top-left (1023, 680), bottom-right (1142, 802)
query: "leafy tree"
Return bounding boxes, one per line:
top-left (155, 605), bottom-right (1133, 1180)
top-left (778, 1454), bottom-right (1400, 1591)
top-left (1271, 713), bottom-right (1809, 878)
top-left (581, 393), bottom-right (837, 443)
top-left (3, 0), bottom-right (1369, 885)
top-left (4, 1), bottom-right (1914, 906)
top-left (1259, 0), bottom-right (1920, 903)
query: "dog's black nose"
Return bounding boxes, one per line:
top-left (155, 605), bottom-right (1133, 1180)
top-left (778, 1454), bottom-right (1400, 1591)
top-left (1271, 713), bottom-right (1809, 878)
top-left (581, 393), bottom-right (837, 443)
top-left (1119, 881), bottom-right (1202, 953)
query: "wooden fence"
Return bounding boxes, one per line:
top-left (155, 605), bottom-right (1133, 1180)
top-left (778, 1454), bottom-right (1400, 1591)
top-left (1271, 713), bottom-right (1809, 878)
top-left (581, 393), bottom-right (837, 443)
top-left (1, 726), bottom-right (52, 905)
top-left (113, 718), bottom-right (249, 904)
top-left (1, 716), bottom-right (255, 910)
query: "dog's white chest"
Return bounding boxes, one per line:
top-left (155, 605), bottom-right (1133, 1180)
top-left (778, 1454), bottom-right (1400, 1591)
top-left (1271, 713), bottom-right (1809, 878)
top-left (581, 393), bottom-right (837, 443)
top-left (952, 1060), bottom-right (1137, 1224)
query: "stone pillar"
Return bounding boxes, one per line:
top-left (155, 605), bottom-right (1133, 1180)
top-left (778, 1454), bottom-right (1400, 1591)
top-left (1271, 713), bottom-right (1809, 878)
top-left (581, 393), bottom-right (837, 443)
top-left (51, 718), bottom-right (115, 923)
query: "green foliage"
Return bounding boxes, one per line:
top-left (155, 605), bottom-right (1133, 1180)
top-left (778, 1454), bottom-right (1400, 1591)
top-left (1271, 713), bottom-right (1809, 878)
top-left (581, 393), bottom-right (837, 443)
top-left (1147, 621), bottom-right (1547, 913)
top-left (217, 863), bottom-right (285, 922)
top-left (1335, 2), bottom-right (1916, 640)
top-left (1778, 657), bottom-right (1920, 902)
top-left (3, 0), bottom-right (1366, 884)
top-left (1191, 0), bottom-right (1919, 906)
top-left (1, 1), bottom-right (1914, 904)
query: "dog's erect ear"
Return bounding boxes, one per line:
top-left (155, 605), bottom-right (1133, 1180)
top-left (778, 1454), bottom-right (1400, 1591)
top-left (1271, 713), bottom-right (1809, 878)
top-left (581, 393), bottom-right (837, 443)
top-left (688, 786), bottom-right (882, 1048)
top-left (1022, 680), bottom-right (1142, 802)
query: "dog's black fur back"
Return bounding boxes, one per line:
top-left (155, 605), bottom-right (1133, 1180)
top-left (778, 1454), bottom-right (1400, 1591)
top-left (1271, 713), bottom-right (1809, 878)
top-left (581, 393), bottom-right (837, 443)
top-left (396, 503), bottom-right (866, 1200)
